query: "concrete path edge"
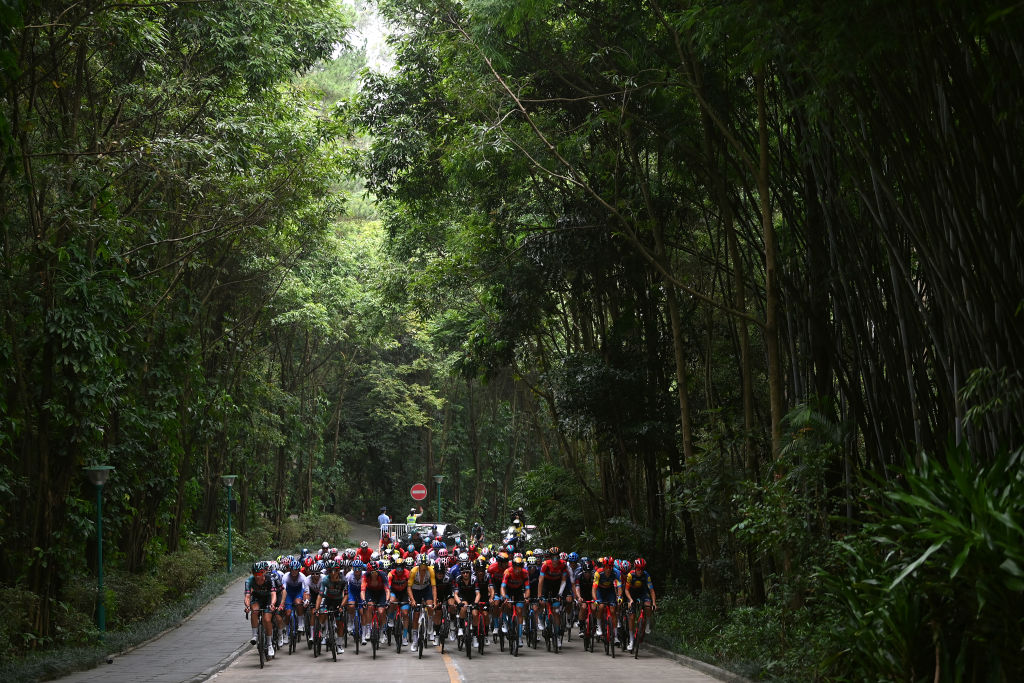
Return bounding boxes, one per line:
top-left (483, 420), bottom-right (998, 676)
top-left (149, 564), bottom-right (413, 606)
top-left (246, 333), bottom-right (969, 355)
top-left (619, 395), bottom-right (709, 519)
top-left (646, 643), bottom-right (755, 683)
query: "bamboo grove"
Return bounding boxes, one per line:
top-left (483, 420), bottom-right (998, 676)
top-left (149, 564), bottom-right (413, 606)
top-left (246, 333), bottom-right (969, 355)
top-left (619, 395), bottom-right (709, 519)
top-left (2, 0), bottom-right (1023, 679)
top-left (348, 0), bottom-right (1024, 677)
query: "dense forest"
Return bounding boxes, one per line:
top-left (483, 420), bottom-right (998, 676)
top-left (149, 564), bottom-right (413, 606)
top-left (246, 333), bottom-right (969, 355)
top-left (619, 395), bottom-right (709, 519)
top-left (1, 0), bottom-right (1022, 680)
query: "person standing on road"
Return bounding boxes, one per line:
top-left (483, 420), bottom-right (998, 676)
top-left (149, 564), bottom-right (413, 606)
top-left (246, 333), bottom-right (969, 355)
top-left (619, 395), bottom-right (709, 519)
top-left (407, 505), bottom-right (424, 524)
top-left (378, 506), bottom-right (391, 528)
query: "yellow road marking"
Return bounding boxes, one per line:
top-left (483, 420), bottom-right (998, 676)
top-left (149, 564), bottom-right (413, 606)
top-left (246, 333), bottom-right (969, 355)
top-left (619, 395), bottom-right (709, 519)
top-left (442, 651), bottom-right (463, 682)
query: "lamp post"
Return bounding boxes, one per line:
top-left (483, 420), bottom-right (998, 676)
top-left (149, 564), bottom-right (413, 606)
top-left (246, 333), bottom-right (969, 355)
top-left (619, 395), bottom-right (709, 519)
top-left (83, 465), bottom-right (114, 635)
top-left (221, 475), bottom-right (238, 572)
top-left (433, 474), bottom-right (445, 522)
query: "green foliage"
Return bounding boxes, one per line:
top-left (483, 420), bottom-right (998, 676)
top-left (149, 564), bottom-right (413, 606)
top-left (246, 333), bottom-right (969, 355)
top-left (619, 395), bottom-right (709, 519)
top-left (650, 591), bottom-right (834, 681)
top-left (512, 463), bottom-right (585, 548)
top-left (824, 445), bottom-right (1024, 681)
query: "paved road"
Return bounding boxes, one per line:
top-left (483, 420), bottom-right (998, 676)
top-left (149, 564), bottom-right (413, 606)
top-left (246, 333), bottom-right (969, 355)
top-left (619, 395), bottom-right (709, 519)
top-left (211, 631), bottom-right (718, 682)
top-left (53, 519), bottom-right (720, 682)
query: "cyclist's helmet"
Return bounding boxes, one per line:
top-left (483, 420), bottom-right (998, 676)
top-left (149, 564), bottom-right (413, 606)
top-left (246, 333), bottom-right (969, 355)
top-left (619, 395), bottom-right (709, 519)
top-left (381, 558), bottom-right (393, 571)
top-left (407, 544), bottom-right (416, 552)
top-left (370, 551), bottom-right (380, 561)
top-left (460, 563), bottom-right (472, 574)
top-left (581, 557), bottom-right (593, 571)
top-left (567, 552), bottom-right (579, 563)
top-left (269, 561), bottom-right (279, 571)
top-left (512, 556), bottom-right (525, 567)
top-left (547, 546), bottom-right (560, 558)
top-left (322, 541), bottom-right (330, 550)
top-left (526, 555), bottom-right (539, 566)
top-left (404, 556), bottom-right (415, 569)
top-left (438, 549), bottom-right (449, 559)
top-left (432, 540), bottom-right (444, 549)
top-left (533, 548), bottom-right (544, 557)
top-left (313, 561), bottom-right (326, 572)
top-left (559, 552), bottom-right (568, 562)
top-left (251, 562), bottom-right (264, 574)
top-left (351, 560), bottom-right (365, 571)
top-left (418, 554), bottom-right (429, 565)
top-left (621, 559), bottom-right (632, 573)
top-left (497, 551), bottom-right (510, 562)
top-left (458, 552), bottom-right (470, 563)
top-left (594, 557), bottom-right (605, 568)
top-left (474, 557), bottom-right (488, 570)
top-left (634, 558), bottom-right (647, 572)
top-left (360, 540), bottom-right (369, 549)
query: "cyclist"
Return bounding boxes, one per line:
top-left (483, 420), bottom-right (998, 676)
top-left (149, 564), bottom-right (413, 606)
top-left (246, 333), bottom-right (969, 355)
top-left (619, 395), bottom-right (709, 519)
top-left (360, 559), bottom-right (390, 644)
top-left (345, 559), bottom-right (366, 642)
top-left (559, 552), bottom-right (578, 628)
top-left (270, 561), bottom-right (287, 649)
top-left (305, 561), bottom-right (323, 646)
top-left (537, 547), bottom-right (569, 646)
top-left (244, 561), bottom-right (279, 658)
top-left (281, 560), bottom-right (310, 643)
top-left (471, 522), bottom-right (484, 544)
top-left (624, 557), bottom-right (657, 650)
top-left (313, 559), bottom-right (346, 655)
top-left (409, 554), bottom-right (438, 646)
top-left (593, 556), bottom-right (622, 642)
top-left (355, 540), bottom-right (373, 565)
top-left (574, 556), bottom-right (596, 638)
top-left (387, 557), bottom-right (413, 645)
top-left (487, 551), bottom-right (511, 637)
top-left (434, 556), bottom-right (456, 640)
top-left (525, 554), bottom-right (542, 633)
top-left (500, 555), bottom-right (531, 636)
top-left (452, 562), bottom-right (481, 639)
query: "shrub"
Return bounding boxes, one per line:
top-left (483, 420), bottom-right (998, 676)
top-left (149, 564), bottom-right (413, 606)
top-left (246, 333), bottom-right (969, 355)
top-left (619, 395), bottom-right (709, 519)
top-left (103, 569), bottom-right (165, 628)
top-left (298, 513), bottom-right (351, 547)
top-left (155, 541), bottom-right (212, 590)
top-left (824, 444), bottom-right (1024, 681)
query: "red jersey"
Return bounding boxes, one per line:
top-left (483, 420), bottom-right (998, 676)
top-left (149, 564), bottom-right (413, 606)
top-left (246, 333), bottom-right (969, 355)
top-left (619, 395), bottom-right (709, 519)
top-left (540, 559), bottom-right (568, 582)
top-left (356, 547), bottom-right (373, 564)
top-left (487, 561), bottom-right (509, 585)
top-left (361, 570), bottom-right (388, 592)
top-left (388, 568), bottom-right (411, 593)
top-left (501, 566), bottom-right (529, 591)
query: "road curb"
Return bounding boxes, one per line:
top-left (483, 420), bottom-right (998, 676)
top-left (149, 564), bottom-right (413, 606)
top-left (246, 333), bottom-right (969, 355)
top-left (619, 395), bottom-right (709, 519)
top-left (189, 641), bottom-right (252, 682)
top-left (646, 643), bottom-right (755, 683)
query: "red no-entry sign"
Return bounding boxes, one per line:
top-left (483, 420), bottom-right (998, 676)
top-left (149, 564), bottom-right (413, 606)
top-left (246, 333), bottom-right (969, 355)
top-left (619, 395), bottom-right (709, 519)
top-left (410, 483), bottom-right (428, 501)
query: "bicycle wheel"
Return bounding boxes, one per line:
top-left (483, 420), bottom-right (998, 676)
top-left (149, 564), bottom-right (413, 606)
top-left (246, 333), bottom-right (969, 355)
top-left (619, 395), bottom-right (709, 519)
top-left (257, 616), bottom-right (266, 669)
top-left (312, 616), bottom-right (321, 658)
top-left (418, 612), bottom-right (426, 658)
top-left (465, 615), bottom-right (473, 659)
top-left (395, 611), bottom-right (403, 654)
top-left (439, 610), bottom-right (448, 655)
top-left (353, 610), bottom-right (361, 656)
top-left (478, 610), bottom-right (487, 655)
top-left (371, 613), bottom-right (379, 660)
top-left (326, 615), bottom-right (337, 662)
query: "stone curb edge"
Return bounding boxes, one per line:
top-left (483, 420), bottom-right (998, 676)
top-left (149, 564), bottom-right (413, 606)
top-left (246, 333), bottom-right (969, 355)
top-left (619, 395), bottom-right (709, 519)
top-left (188, 641), bottom-right (252, 683)
top-left (646, 643), bottom-right (755, 683)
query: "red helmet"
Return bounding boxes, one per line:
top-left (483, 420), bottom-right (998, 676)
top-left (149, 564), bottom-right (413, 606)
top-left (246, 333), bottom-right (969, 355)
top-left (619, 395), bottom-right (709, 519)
top-left (633, 558), bottom-right (647, 571)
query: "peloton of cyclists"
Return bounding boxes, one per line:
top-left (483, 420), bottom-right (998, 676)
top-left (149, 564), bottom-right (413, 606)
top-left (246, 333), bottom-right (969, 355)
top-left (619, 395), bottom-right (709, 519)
top-left (244, 534), bottom-right (657, 660)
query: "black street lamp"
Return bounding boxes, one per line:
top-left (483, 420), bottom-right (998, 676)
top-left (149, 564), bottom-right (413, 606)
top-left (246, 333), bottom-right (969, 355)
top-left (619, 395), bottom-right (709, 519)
top-left (221, 475), bottom-right (238, 572)
top-left (83, 465), bottom-right (114, 634)
top-left (433, 474), bottom-right (445, 521)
